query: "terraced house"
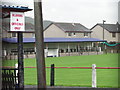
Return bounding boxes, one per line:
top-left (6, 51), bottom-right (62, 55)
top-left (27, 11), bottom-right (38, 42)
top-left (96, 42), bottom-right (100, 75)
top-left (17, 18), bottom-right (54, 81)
top-left (44, 22), bottom-right (91, 38)
top-left (91, 22), bottom-right (120, 53)
top-left (2, 16), bottom-right (106, 59)
top-left (91, 22), bottom-right (120, 43)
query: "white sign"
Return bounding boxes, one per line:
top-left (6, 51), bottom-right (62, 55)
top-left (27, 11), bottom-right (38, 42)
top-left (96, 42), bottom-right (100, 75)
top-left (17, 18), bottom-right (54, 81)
top-left (10, 12), bottom-right (25, 31)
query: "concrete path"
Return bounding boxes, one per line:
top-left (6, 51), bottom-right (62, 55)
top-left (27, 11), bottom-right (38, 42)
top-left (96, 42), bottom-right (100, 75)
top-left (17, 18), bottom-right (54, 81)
top-left (25, 85), bottom-right (90, 89)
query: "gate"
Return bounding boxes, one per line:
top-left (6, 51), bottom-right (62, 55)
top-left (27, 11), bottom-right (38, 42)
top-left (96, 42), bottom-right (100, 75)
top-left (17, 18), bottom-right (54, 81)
top-left (2, 68), bottom-right (18, 89)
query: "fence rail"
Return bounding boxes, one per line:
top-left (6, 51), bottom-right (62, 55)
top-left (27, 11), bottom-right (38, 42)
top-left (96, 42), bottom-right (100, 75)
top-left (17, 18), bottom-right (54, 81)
top-left (2, 68), bottom-right (18, 89)
top-left (2, 66), bottom-right (120, 69)
top-left (2, 65), bottom-right (119, 88)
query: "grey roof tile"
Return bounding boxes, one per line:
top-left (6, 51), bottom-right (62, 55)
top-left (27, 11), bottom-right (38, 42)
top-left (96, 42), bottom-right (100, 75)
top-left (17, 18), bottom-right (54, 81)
top-left (54, 22), bottom-right (91, 32)
top-left (97, 23), bottom-right (120, 33)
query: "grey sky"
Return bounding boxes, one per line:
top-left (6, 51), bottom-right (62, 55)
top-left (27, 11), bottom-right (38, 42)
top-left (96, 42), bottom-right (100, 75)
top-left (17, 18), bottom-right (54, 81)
top-left (1, 0), bottom-right (119, 28)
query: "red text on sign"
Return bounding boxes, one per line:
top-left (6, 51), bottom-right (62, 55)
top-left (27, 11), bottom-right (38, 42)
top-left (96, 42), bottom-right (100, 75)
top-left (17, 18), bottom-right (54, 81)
top-left (12, 22), bottom-right (23, 26)
top-left (12, 14), bottom-right (23, 17)
top-left (14, 27), bottom-right (21, 30)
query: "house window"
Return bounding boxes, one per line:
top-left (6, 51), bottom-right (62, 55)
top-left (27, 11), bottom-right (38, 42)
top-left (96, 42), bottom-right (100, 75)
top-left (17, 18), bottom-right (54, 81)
top-left (68, 32), bottom-right (72, 36)
top-left (32, 33), bottom-right (35, 38)
top-left (68, 32), bottom-right (76, 36)
top-left (112, 33), bottom-right (116, 38)
top-left (12, 33), bottom-right (16, 37)
top-left (73, 33), bottom-right (76, 36)
top-left (84, 33), bottom-right (88, 37)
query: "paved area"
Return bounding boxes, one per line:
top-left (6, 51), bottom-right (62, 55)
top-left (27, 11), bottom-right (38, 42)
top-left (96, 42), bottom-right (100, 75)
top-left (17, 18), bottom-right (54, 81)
top-left (25, 85), bottom-right (117, 90)
top-left (25, 85), bottom-right (90, 89)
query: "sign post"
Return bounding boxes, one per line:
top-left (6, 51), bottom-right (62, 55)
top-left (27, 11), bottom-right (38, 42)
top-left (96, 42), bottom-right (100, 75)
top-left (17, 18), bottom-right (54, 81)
top-left (17, 32), bottom-right (24, 88)
top-left (2, 5), bottom-right (32, 89)
top-left (10, 11), bottom-right (25, 88)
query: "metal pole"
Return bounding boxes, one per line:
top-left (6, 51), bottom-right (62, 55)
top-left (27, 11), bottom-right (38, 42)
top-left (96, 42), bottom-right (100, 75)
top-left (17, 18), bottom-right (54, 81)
top-left (103, 20), bottom-right (106, 40)
top-left (92, 64), bottom-right (97, 88)
top-left (103, 20), bottom-right (106, 54)
top-left (34, 0), bottom-right (46, 89)
top-left (17, 32), bottom-right (24, 88)
top-left (50, 64), bottom-right (55, 86)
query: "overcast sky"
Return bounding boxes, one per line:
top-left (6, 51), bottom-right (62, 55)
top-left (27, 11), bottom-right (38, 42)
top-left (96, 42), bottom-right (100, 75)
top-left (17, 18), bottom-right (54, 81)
top-left (1, 0), bottom-right (119, 28)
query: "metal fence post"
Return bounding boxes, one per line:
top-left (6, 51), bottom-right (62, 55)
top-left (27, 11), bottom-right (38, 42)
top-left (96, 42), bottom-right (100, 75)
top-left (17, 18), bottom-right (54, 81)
top-left (92, 64), bottom-right (97, 88)
top-left (15, 63), bottom-right (18, 84)
top-left (50, 64), bottom-right (55, 86)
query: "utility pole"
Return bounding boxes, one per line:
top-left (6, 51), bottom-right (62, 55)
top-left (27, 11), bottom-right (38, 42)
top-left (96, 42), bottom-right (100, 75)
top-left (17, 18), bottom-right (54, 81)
top-left (103, 20), bottom-right (106, 40)
top-left (34, 0), bottom-right (46, 89)
top-left (0, 2), bottom-right (2, 89)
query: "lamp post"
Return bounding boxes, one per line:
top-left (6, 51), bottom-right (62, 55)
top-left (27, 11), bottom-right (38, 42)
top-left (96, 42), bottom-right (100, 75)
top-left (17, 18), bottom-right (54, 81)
top-left (103, 20), bottom-right (106, 40)
top-left (103, 20), bottom-right (107, 54)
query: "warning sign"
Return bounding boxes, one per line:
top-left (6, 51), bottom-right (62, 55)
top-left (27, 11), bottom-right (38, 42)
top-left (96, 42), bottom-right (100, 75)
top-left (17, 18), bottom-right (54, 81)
top-left (10, 12), bottom-right (25, 31)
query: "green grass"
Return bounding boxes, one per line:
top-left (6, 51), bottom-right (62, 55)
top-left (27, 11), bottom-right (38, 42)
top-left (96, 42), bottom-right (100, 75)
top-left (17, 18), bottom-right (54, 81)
top-left (2, 53), bottom-right (120, 88)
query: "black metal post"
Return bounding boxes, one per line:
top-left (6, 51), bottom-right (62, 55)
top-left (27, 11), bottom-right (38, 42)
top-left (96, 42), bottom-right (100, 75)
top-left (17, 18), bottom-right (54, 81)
top-left (50, 64), bottom-right (55, 86)
top-left (17, 32), bottom-right (24, 88)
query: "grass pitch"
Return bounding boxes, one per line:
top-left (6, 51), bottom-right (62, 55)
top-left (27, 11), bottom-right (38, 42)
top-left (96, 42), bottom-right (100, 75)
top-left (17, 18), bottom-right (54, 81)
top-left (3, 53), bottom-right (119, 88)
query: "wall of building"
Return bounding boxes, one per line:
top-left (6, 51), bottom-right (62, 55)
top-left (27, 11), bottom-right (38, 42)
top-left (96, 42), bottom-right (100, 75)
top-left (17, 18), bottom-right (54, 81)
top-left (2, 30), bottom-right (12, 38)
top-left (2, 30), bottom-right (8, 38)
top-left (116, 33), bottom-right (120, 42)
top-left (91, 25), bottom-right (119, 42)
top-left (44, 24), bottom-right (91, 38)
top-left (2, 31), bottom-right (34, 38)
top-left (44, 24), bottom-right (66, 38)
top-left (23, 33), bottom-right (34, 38)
